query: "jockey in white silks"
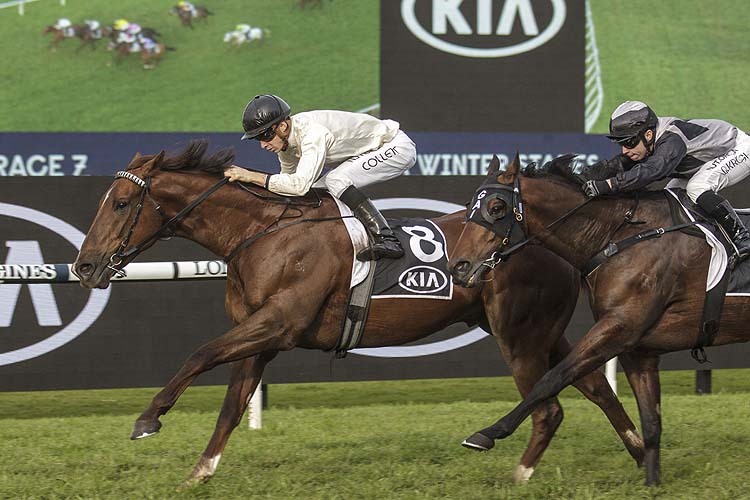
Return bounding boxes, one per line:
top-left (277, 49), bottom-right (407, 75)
top-left (54, 18), bottom-right (75, 38)
top-left (84, 20), bottom-right (102, 39)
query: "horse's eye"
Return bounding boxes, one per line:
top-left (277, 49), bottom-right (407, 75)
top-left (115, 200), bottom-right (129, 210)
top-left (489, 204), bottom-right (503, 216)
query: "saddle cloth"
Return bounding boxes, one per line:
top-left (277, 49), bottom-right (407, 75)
top-left (665, 188), bottom-right (750, 294)
top-left (665, 189), bottom-right (727, 291)
top-left (332, 198), bottom-right (453, 300)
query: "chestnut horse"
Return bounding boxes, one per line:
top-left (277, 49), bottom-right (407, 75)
top-left (448, 153), bottom-right (750, 485)
top-left (43, 24), bottom-right (77, 50)
top-left (72, 141), bottom-right (642, 489)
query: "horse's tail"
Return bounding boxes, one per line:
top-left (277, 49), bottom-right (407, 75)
top-left (166, 46), bottom-right (177, 51)
top-left (204, 8), bottom-right (214, 15)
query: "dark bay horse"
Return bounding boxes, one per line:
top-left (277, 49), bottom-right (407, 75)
top-left (448, 154), bottom-right (750, 485)
top-left (72, 141), bottom-right (642, 489)
top-left (170, 5), bottom-right (212, 28)
top-left (108, 40), bottom-right (175, 69)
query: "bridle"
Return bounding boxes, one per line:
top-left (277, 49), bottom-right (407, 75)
top-left (106, 171), bottom-right (229, 277)
top-left (462, 174), bottom-right (594, 279)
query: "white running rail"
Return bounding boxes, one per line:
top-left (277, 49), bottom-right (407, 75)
top-left (0, 0), bottom-right (65, 15)
top-left (0, 258), bottom-right (265, 427)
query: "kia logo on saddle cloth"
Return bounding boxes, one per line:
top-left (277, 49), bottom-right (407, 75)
top-left (401, 0), bottom-right (566, 58)
top-left (0, 203), bottom-right (110, 366)
top-left (398, 265), bottom-right (450, 294)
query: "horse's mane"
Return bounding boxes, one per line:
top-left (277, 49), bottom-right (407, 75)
top-left (126, 139), bottom-right (235, 174)
top-left (524, 153), bottom-right (583, 186)
top-left (524, 153), bottom-right (622, 186)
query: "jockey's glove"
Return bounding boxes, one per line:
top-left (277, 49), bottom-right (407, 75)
top-left (582, 178), bottom-right (616, 198)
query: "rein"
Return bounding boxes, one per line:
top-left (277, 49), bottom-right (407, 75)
top-left (110, 171), bottom-right (352, 274)
top-left (467, 174), bottom-right (595, 276)
top-left (466, 176), bottom-right (702, 279)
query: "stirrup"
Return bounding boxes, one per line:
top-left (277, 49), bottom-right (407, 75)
top-left (356, 238), bottom-right (404, 262)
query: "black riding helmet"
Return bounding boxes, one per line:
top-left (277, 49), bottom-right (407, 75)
top-left (241, 94), bottom-right (291, 140)
top-left (607, 101), bottom-right (658, 147)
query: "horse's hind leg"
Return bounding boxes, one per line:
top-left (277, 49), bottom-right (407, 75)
top-left (130, 299), bottom-right (293, 439)
top-left (617, 352), bottom-right (662, 486)
top-left (555, 338), bottom-right (645, 466)
top-left (178, 351), bottom-right (278, 491)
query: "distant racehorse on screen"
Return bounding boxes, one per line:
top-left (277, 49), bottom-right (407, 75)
top-left (72, 140), bottom-right (643, 489)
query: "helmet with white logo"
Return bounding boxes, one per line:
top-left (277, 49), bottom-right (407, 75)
top-left (113, 19), bottom-right (129, 31)
top-left (607, 101), bottom-right (658, 145)
top-left (241, 95), bottom-right (291, 140)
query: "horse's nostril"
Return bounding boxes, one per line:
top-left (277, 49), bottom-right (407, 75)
top-left (74, 263), bottom-right (93, 279)
top-left (455, 261), bottom-right (470, 274)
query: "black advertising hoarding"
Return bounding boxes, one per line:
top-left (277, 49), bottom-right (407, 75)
top-left (2, 177), bottom-right (750, 392)
top-left (381, 0), bottom-right (586, 132)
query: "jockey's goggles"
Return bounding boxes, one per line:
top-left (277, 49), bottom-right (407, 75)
top-left (255, 125), bottom-right (278, 142)
top-left (611, 134), bottom-right (641, 149)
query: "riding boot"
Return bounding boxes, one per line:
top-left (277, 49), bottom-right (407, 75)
top-left (696, 191), bottom-right (750, 261)
top-left (339, 185), bottom-right (404, 261)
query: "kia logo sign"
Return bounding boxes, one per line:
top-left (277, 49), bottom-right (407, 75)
top-left (401, 0), bottom-right (567, 58)
top-left (0, 203), bottom-right (110, 366)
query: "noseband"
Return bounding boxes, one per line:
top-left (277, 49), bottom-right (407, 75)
top-left (108, 171), bottom-right (228, 277)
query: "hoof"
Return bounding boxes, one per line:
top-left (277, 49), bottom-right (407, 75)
top-left (176, 455), bottom-right (219, 491)
top-left (176, 475), bottom-right (209, 492)
top-left (130, 419), bottom-right (162, 440)
top-left (461, 432), bottom-right (494, 451)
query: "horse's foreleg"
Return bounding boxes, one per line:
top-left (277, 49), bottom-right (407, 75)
top-left (178, 350), bottom-right (278, 490)
top-left (496, 352), bottom-right (565, 483)
top-left (618, 352), bottom-right (662, 486)
top-left (555, 337), bottom-right (645, 466)
top-left (131, 303), bottom-right (290, 439)
top-left (467, 317), bottom-right (635, 444)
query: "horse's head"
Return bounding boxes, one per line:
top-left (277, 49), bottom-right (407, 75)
top-left (448, 152), bottom-right (586, 287)
top-left (73, 151), bottom-right (169, 288)
top-left (447, 154), bottom-right (526, 287)
top-left (73, 140), bottom-right (235, 289)
top-left (42, 25), bottom-right (56, 35)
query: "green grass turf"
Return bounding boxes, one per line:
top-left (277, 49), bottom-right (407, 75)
top-left (0, 0), bottom-right (378, 132)
top-left (0, 370), bottom-right (748, 498)
top-left (589, 0), bottom-right (750, 132)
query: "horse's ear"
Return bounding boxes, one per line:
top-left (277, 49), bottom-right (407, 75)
top-left (506, 151), bottom-right (521, 175)
top-left (487, 155), bottom-right (501, 176)
top-left (128, 152), bottom-right (142, 166)
top-left (143, 150), bottom-right (166, 172)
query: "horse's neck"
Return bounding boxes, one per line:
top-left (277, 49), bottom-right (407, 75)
top-left (162, 176), bottom-right (335, 258)
top-left (529, 188), bottom-right (669, 270)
